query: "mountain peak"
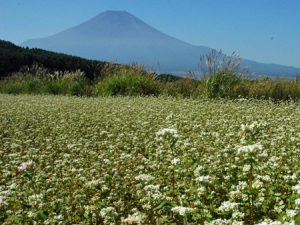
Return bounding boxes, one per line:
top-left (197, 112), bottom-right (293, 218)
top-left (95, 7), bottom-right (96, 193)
top-left (98, 10), bottom-right (132, 16)
top-left (93, 10), bottom-right (135, 21)
top-left (89, 10), bottom-right (142, 25)
top-left (65, 10), bottom-right (168, 39)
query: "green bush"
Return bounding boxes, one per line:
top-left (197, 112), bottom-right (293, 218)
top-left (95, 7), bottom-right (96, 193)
top-left (270, 80), bottom-right (300, 100)
top-left (98, 63), bottom-right (150, 80)
top-left (94, 73), bottom-right (161, 96)
top-left (0, 79), bottom-right (44, 95)
top-left (205, 71), bottom-right (240, 98)
top-left (67, 81), bottom-right (86, 96)
top-left (46, 80), bottom-right (88, 96)
top-left (46, 81), bottom-right (68, 95)
top-left (0, 80), bottom-right (23, 94)
top-left (0, 68), bottom-right (90, 96)
top-left (22, 79), bottom-right (44, 94)
top-left (162, 78), bottom-right (201, 98)
top-left (233, 79), bottom-right (300, 100)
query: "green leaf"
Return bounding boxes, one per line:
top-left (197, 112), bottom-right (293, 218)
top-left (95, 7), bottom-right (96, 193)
top-left (36, 210), bottom-right (48, 220)
top-left (7, 215), bottom-right (22, 224)
top-left (295, 212), bottom-right (300, 225)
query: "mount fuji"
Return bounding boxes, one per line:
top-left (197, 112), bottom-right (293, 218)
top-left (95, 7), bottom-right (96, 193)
top-left (22, 10), bottom-right (300, 76)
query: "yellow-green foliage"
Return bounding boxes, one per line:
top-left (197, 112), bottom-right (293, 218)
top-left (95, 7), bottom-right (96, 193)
top-left (162, 78), bottom-right (201, 98)
top-left (1, 94), bottom-right (300, 224)
top-left (98, 63), bottom-right (153, 79)
top-left (93, 63), bottom-right (161, 96)
top-left (94, 73), bottom-right (161, 96)
top-left (235, 78), bottom-right (300, 100)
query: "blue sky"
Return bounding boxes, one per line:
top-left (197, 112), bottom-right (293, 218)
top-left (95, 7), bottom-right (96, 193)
top-left (1, 0), bottom-right (300, 67)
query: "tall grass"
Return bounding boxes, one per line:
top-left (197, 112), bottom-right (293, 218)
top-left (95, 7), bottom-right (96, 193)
top-left (0, 68), bottom-right (90, 96)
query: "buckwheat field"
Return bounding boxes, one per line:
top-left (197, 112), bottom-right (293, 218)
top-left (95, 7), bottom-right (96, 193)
top-left (1, 94), bottom-right (300, 225)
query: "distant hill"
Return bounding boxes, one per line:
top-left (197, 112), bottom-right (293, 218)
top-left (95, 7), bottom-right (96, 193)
top-left (22, 10), bottom-right (300, 77)
top-left (0, 40), bottom-right (106, 80)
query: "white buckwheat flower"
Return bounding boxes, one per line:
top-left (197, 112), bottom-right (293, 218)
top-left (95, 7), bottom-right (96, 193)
top-left (292, 184), bottom-right (300, 194)
top-left (171, 206), bottom-right (194, 215)
top-left (156, 128), bottom-right (178, 139)
top-left (194, 166), bottom-right (203, 177)
top-left (242, 164), bottom-right (251, 172)
top-left (237, 181), bottom-right (248, 191)
top-left (0, 197), bottom-right (8, 208)
top-left (196, 175), bottom-right (211, 183)
top-left (171, 158), bottom-right (180, 165)
top-left (144, 184), bottom-right (160, 191)
top-left (123, 213), bottom-right (144, 224)
top-left (286, 209), bottom-right (297, 218)
top-left (237, 143), bottom-right (262, 155)
top-left (218, 201), bottom-right (238, 213)
top-left (135, 174), bottom-right (155, 182)
top-left (100, 206), bottom-right (118, 218)
top-left (252, 180), bottom-right (263, 189)
top-left (17, 160), bottom-right (34, 172)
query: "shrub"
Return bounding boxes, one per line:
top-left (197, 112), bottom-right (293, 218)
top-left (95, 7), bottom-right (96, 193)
top-left (0, 77), bottom-right (45, 95)
top-left (205, 71), bottom-right (240, 98)
top-left (233, 79), bottom-right (300, 100)
top-left (98, 63), bottom-right (151, 79)
top-left (270, 80), bottom-right (300, 100)
top-left (233, 80), bottom-right (250, 97)
top-left (199, 50), bottom-right (245, 98)
top-left (46, 80), bottom-right (88, 96)
top-left (0, 80), bottom-right (23, 94)
top-left (163, 78), bottom-right (201, 98)
top-left (67, 81), bottom-right (86, 96)
top-left (94, 73), bottom-right (161, 96)
top-left (22, 79), bottom-right (44, 94)
top-left (46, 81), bottom-right (67, 95)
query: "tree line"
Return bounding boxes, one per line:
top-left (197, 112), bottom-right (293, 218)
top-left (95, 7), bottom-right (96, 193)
top-left (0, 40), bottom-right (106, 80)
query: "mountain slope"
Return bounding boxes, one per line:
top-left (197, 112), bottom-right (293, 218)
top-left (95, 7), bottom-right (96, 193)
top-left (22, 10), bottom-right (300, 76)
